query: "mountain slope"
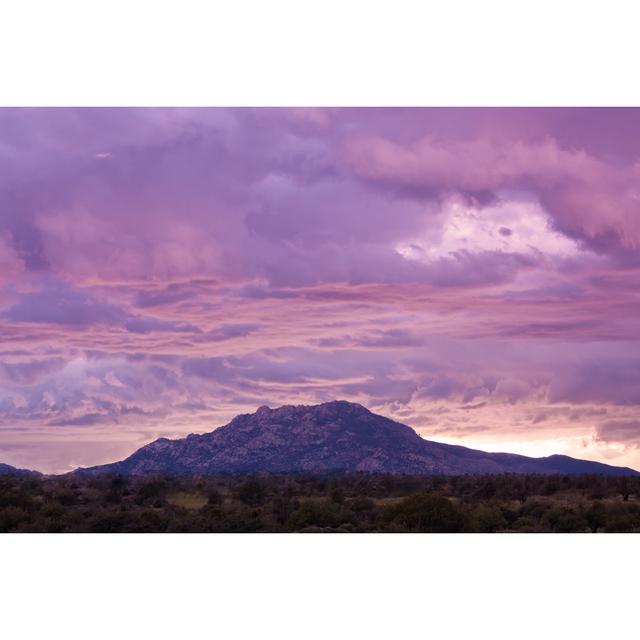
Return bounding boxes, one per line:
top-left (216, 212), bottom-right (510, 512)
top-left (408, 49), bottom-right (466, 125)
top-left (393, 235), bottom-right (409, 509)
top-left (0, 462), bottom-right (40, 476)
top-left (77, 401), bottom-right (639, 476)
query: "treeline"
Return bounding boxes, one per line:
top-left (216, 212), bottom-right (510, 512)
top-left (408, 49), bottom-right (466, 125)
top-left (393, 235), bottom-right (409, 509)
top-left (1, 472), bottom-right (640, 533)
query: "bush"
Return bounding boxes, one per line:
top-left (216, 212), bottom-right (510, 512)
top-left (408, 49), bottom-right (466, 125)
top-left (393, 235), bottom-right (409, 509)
top-left (207, 488), bottom-right (223, 506)
top-left (0, 506), bottom-right (29, 532)
top-left (233, 479), bottom-right (266, 506)
top-left (586, 501), bottom-right (606, 532)
top-left (467, 504), bottom-right (507, 533)
top-left (385, 492), bottom-right (464, 532)
top-left (604, 504), bottom-right (640, 532)
top-left (542, 506), bottom-right (588, 533)
top-left (288, 498), bottom-right (344, 530)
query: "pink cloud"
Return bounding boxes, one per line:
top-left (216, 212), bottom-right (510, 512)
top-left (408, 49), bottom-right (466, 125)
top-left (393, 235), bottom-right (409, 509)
top-left (345, 133), bottom-right (640, 255)
top-left (1, 108), bottom-right (640, 472)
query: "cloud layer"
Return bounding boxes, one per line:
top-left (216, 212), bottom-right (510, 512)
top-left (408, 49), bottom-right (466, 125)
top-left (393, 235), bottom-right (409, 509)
top-left (1, 108), bottom-right (640, 472)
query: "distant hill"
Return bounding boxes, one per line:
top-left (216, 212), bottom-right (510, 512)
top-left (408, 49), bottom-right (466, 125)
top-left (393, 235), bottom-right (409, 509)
top-left (0, 462), bottom-right (40, 476)
top-left (75, 400), bottom-right (639, 476)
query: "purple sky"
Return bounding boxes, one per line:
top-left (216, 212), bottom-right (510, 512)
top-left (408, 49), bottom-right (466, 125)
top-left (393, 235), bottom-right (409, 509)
top-left (1, 108), bottom-right (640, 473)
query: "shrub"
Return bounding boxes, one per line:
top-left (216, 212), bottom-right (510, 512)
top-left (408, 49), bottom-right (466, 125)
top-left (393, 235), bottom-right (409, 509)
top-left (233, 478), bottom-right (266, 506)
top-left (467, 504), bottom-right (507, 533)
top-left (288, 498), bottom-right (344, 530)
top-left (385, 492), bottom-right (464, 532)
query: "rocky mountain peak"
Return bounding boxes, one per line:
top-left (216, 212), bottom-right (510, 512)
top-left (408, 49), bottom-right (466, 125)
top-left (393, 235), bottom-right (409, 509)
top-left (75, 401), bottom-right (640, 477)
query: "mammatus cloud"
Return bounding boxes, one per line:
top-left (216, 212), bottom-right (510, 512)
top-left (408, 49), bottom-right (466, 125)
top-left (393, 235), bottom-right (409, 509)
top-left (1, 108), bottom-right (639, 472)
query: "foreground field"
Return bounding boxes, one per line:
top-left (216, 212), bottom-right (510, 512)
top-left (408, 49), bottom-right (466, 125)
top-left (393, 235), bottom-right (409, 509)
top-left (1, 473), bottom-right (640, 533)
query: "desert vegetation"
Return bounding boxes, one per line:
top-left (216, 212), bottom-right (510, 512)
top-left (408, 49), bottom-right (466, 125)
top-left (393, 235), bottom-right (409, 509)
top-left (1, 472), bottom-right (640, 533)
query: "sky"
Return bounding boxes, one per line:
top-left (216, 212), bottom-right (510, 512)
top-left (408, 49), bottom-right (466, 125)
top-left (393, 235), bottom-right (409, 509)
top-left (1, 107), bottom-right (640, 473)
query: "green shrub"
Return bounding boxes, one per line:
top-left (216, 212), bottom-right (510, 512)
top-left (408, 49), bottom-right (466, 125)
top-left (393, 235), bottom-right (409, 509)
top-left (385, 492), bottom-right (464, 532)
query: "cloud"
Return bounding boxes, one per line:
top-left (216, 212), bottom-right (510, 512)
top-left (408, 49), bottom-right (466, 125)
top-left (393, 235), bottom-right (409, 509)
top-left (1, 358), bottom-right (67, 385)
top-left (0, 232), bottom-right (25, 283)
top-left (0, 108), bottom-right (640, 472)
top-left (345, 133), bottom-right (640, 257)
top-left (3, 280), bottom-right (124, 326)
top-left (204, 323), bottom-right (261, 341)
top-left (548, 355), bottom-right (640, 406)
top-left (596, 420), bottom-right (640, 447)
top-left (124, 316), bottom-right (201, 334)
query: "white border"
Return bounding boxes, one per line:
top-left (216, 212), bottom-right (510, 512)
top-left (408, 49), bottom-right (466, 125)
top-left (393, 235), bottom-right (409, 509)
top-left (1, 534), bottom-right (638, 640)
top-left (1, 1), bottom-right (640, 105)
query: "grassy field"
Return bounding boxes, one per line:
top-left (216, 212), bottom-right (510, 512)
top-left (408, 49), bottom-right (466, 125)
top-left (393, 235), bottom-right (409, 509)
top-left (166, 492), bottom-right (209, 510)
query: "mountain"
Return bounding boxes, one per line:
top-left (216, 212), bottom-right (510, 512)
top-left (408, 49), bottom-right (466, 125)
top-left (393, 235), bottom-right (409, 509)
top-left (0, 462), bottom-right (40, 476)
top-left (75, 400), bottom-right (639, 477)
top-left (77, 401), bottom-right (639, 476)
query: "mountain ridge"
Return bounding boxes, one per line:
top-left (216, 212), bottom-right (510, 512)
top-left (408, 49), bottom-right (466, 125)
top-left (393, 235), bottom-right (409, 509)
top-left (0, 462), bottom-right (41, 476)
top-left (73, 400), bottom-right (639, 477)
